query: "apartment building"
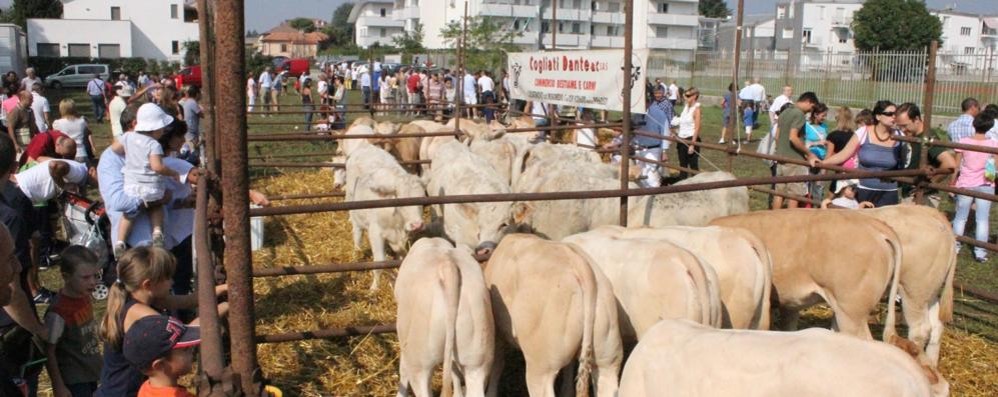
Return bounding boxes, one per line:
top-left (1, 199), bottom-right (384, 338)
top-left (717, 15), bottom-right (776, 54)
top-left (349, 1), bottom-right (406, 49)
top-left (372, 0), bottom-right (699, 52)
top-left (27, 0), bottom-right (199, 61)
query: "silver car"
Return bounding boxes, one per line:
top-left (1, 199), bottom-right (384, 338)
top-left (45, 64), bottom-right (110, 88)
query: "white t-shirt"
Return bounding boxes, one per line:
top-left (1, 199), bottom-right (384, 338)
top-left (17, 159), bottom-right (88, 205)
top-left (259, 71), bottom-right (273, 89)
top-left (246, 78), bottom-right (256, 96)
top-left (678, 102), bottom-right (700, 139)
top-left (109, 97), bottom-right (128, 138)
top-left (463, 74), bottom-right (477, 97)
top-left (31, 93), bottom-right (49, 131)
top-left (120, 132), bottom-right (165, 186)
top-left (52, 117), bottom-right (88, 159)
top-left (317, 80), bottom-right (329, 96)
top-left (831, 196), bottom-right (860, 209)
top-left (477, 75), bottom-right (495, 92)
top-left (21, 77), bottom-right (42, 92)
top-left (769, 94), bottom-right (792, 114)
top-left (668, 83), bottom-right (679, 100)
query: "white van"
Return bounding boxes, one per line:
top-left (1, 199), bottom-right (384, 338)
top-left (45, 64), bottom-right (110, 88)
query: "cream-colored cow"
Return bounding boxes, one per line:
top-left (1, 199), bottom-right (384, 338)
top-left (586, 225), bottom-right (773, 330)
top-left (484, 234), bottom-right (622, 397)
top-left (860, 205), bottom-right (957, 365)
top-left (563, 231), bottom-right (723, 344)
top-left (395, 238), bottom-right (494, 397)
top-left (710, 209), bottom-right (902, 340)
top-left (619, 319), bottom-right (949, 397)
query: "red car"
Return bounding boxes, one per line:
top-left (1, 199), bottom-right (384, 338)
top-left (277, 58), bottom-right (310, 77)
top-left (175, 65), bottom-right (202, 88)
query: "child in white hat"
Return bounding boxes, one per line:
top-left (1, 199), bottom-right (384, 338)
top-left (822, 179), bottom-right (874, 209)
top-left (110, 103), bottom-right (178, 257)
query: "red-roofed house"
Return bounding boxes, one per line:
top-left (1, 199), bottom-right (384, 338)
top-left (258, 22), bottom-right (329, 58)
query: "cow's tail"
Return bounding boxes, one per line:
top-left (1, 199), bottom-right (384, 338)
top-left (737, 228), bottom-right (774, 330)
top-left (882, 235), bottom-right (903, 342)
top-left (939, 243), bottom-right (957, 323)
top-left (564, 243), bottom-right (597, 397)
top-left (439, 256), bottom-right (462, 397)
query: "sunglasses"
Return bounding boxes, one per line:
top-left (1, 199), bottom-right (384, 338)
top-left (881, 111), bottom-right (896, 117)
top-left (685, 93), bottom-right (696, 98)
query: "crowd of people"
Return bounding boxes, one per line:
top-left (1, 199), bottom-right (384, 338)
top-left (0, 65), bottom-right (259, 397)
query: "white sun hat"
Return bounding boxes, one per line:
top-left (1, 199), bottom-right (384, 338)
top-left (134, 103), bottom-right (174, 132)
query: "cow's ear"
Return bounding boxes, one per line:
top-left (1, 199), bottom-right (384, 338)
top-left (511, 202), bottom-right (533, 224)
top-left (368, 176), bottom-right (397, 197)
top-left (458, 203), bottom-right (478, 218)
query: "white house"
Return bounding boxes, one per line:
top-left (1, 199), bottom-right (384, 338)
top-left (27, 0), bottom-right (199, 61)
top-left (381, 0), bottom-right (698, 53)
top-left (349, 1), bottom-right (406, 49)
top-left (773, 0), bottom-right (863, 67)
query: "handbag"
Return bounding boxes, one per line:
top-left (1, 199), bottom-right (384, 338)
top-left (986, 157), bottom-right (996, 183)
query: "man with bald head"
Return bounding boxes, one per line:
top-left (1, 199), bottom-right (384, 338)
top-left (6, 90), bottom-right (37, 153)
top-left (18, 129), bottom-right (75, 168)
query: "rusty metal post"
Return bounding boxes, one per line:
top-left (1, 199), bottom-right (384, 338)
top-left (456, 1), bottom-right (467, 128)
top-left (197, 0), bottom-right (217, 175)
top-left (551, 0), bottom-right (557, 49)
top-left (618, 0), bottom-right (633, 226)
top-left (727, 0), bottom-right (744, 146)
top-left (214, 0), bottom-right (260, 395)
top-left (194, 176), bottom-right (226, 396)
top-left (923, 40), bottom-right (938, 130)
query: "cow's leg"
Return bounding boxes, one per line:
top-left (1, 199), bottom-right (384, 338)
top-left (556, 363), bottom-right (576, 397)
top-left (827, 297), bottom-right (873, 340)
top-left (593, 357), bottom-right (621, 397)
top-left (397, 354), bottom-right (412, 397)
top-left (368, 225), bottom-right (386, 291)
top-left (407, 365), bottom-right (433, 397)
top-left (351, 222), bottom-right (364, 251)
top-left (524, 363), bottom-right (558, 397)
top-left (777, 306), bottom-right (801, 331)
top-left (925, 300), bottom-right (944, 365)
top-left (464, 363), bottom-right (490, 397)
top-left (485, 341), bottom-right (506, 397)
top-left (901, 290), bottom-right (932, 354)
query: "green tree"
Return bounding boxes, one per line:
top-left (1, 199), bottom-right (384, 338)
top-left (183, 41), bottom-right (200, 66)
top-left (288, 17), bottom-right (317, 33)
top-left (698, 0), bottom-right (730, 19)
top-left (440, 16), bottom-right (521, 72)
top-left (9, 0), bottom-right (62, 29)
top-left (321, 3), bottom-right (356, 48)
top-left (392, 22), bottom-right (424, 55)
top-left (852, 0), bottom-right (942, 51)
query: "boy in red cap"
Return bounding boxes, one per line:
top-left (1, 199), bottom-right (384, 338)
top-left (123, 316), bottom-right (200, 397)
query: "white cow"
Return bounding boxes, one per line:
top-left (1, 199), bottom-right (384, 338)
top-left (414, 120), bottom-right (458, 175)
top-left (563, 231), bottom-right (723, 344)
top-left (332, 123), bottom-right (377, 189)
top-left (619, 320), bottom-right (949, 397)
top-left (589, 225), bottom-right (773, 330)
top-left (427, 140), bottom-right (512, 256)
top-left (345, 143), bottom-right (426, 290)
top-left (485, 234), bottom-right (622, 397)
top-left (395, 238), bottom-right (494, 397)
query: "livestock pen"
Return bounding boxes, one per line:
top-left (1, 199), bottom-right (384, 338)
top-left (185, 1), bottom-right (998, 396)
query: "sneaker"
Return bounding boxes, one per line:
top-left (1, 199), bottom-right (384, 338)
top-left (975, 256), bottom-right (988, 263)
top-left (152, 232), bottom-right (165, 248)
top-left (113, 241), bottom-right (126, 259)
top-left (33, 288), bottom-right (55, 304)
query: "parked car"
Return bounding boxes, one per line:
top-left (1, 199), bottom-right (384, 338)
top-left (276, 58), bottom-right (310, 77)
top-left (175, 65), bottom-right (202, 88)
top-left (45, 64), bottom-right (110, 88)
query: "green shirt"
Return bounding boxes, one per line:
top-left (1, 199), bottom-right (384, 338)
top-left (901, 140), bottom-right (951, 196)
top-left (775, 107), bottom-right (806, 159)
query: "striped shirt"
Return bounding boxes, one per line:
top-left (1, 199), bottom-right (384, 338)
top-left (947, 114), bottom-right (975, 142)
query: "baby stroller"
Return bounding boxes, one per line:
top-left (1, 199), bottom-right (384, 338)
top-left (61, 192), bottom-right (115, 300)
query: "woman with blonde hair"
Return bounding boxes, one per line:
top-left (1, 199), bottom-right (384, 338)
top-left (52, 98), bottom-right (95, 164)
top-left (676, 86), bottom-right (702, 179)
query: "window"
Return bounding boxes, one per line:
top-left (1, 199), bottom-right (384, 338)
top-left (98, 44), bottom-right (121, 58)
top-left (802, 29), bottom-right (812, 43)
top-left (380, 28), bottom-right (387, 37)
top-left (281, 43), bottom-right (288, 52)
top-left (559, 22), bottom-right (565, 33)
top-left (359, 27), bottom-right (368, 36)
top-left (591, 1), bottom-right (597, 11)
top-left (788, 4), bottom-right (794, 18)
top-left (606, 25), bottom-right (614, 36)
top-left (782, 28), bottom-right (793, 39)
top-left (965, 47), bottom-right (976, 55)
top-left (838, 30), bottom-right (848, 43)
top-left (36, 43), bottom-right (59, 57)
top-left (111, 6), bottom-right (121, 20)
top-left (656, 26), bottom-right (668, 38)
top-left (818, 6), bottom-right (824, 19)
top-left (380, 8), bottom-right (387, 16)
top-left (660, 3), bottom-right (668, 13)
top-left (513, 19), bottom-right (521, 30)
top-left (961, 27), bottom-right (971, 36)
top-left (590, 24), bottom-right (595, 34)
top-left (79, 66), bottom-right (103, 75)
top-left (542, 21), bottom-right (550, 33)
top-left (572, 22), bottom-right (580, 34)
top-left (172, 40), bottom-right (180, 54)
top-left (608, 2), bottom-right (619, 12)
top-left (572, 0), bottom-right (581, 8)
top-left (171, 4), bottom-right (178, 19)
top-left (68, 44), bottom-right (90, 57)
top-left (777, 5), bottom-right (786, 18)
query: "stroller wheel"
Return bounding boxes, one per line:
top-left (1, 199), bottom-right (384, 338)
top-left (92, 284), bottom-right (110, 301)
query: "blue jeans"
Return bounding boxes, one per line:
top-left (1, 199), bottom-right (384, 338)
top-left (362, 87), bottom-right (371, 110)
top-left (90, 95), bottom-right (105, 121)
top-left (953, 185), bottom-right (993, 259)
top-left (303, 103), bottom-right (314, 131)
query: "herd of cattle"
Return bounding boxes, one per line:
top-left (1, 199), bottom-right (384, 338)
top-left (326, 117), bottom-right (955, 397)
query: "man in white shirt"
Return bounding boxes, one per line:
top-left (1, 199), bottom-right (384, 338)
top-left (109, 84), bottom-right (133, 139)
top-left (360, 67), bottom-right (372, 110)
top-left (738, 78), bottom-right (766, 141)
top-left (317, 74), bottom-right (330, 106)
top-left (769, 85), bottom-right (793, 125)
top-left (463, 70), bottom-right (478, 118)
top-left (20, 68), bottom-right (42, 93)
top-left (30, 84), bottom-right (50, 132)
top-left (668, 80), bottom-right (679, 106)
top-left (246, 75), bottom-right (257, 113)
top-left (14, 159), bottom-right (90, 206)
top-left (258, 67), bottom-right (273, 113)
top-left (477, 71), bottom-right (496, 122)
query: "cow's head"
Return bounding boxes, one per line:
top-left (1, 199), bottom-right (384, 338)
top-left (332, 153), bottom-right (347, 190)
top-left (388, 173), bottom-right (427, 234)
top-left (888, 336), bottom-right (949, 397)
top-left (446, 201), bottom-right (515, 257)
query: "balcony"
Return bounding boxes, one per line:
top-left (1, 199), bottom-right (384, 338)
top-left (592, 11), bottom-right (623, 24)
top-left (803, 37), bottom-right (823, 48)
top-left (357, 33), bottom-right (403, 48)
top-left (590, 36), bottom-right (624, 48)
top-left (541, 33), bottom-right (584, 47)
top-left (512, 34), bottom-right (538, 46)
top-left (541, 8), bottom-right (591, 22)
top-left (646, 37), bottom-right (696, 50)
top-left (831, 16), bottom-right (851, 28)
top-left (480, 3), bottom-right (539, 18)
top-left (647, 13), bottom-right (698, 27)
top-left (356, 16), bottom-right (405, 28)
top-left (393, 6), bottom-right (419, 21)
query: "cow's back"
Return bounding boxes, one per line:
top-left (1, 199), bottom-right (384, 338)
top-left (632, 171), bottom-right (749, 227)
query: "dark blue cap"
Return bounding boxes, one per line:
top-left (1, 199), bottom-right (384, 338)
top-left (123, 316), bottom-right (200, 369)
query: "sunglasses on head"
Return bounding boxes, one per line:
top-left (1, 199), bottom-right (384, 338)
top-left (685, 93), bottom-right (695, 97)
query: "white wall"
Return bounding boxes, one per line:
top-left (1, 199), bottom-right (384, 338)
top-left (934, 12), bottom-right (983, 55)
top-left (30, 0), bottom-right (197, 61)
top-left (27, 19), bottom-right (133, 57)
top-left (800, 3), bottom-right (861, 54)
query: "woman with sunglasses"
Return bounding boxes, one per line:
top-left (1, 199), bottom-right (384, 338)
top-left (822, 100), bottom-right (902, 207)
top-left (676, 87), bottom-right (702, 179)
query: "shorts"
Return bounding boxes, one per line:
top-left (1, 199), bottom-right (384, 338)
top-left (14, 127), bottom-right (31, 147)
top-left (124, 181), bottom-right (166, 205)
top-left (464, 92), bottom-right (478, 105)
top-left (775, 163), bottom-right (808, 197)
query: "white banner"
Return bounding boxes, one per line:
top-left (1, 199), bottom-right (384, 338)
top-left (507, 49), bottom-right (648, 113)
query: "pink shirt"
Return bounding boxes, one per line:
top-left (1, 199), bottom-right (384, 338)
top-left (955, 137), bottom-right (998, 187)
top-left (2, 95), bottom-right (19, 115)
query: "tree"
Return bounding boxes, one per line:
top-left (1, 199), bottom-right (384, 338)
top-left (441, 16), bottom-right (522, 72)
top-left (852, 0), bottom-right (942, 51)
top-left (182, 41), bottom-right (199, 66)
top-left (321, 3), bottom-right (355, 48)
top-left (288, 17), bottom-right (317, 33)
top-left (9, 0), bottom-right (62, 29)
top-left (392, 22), bottom-right (424, 53)
top-left (698, 0), bottom-right (730, 19)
